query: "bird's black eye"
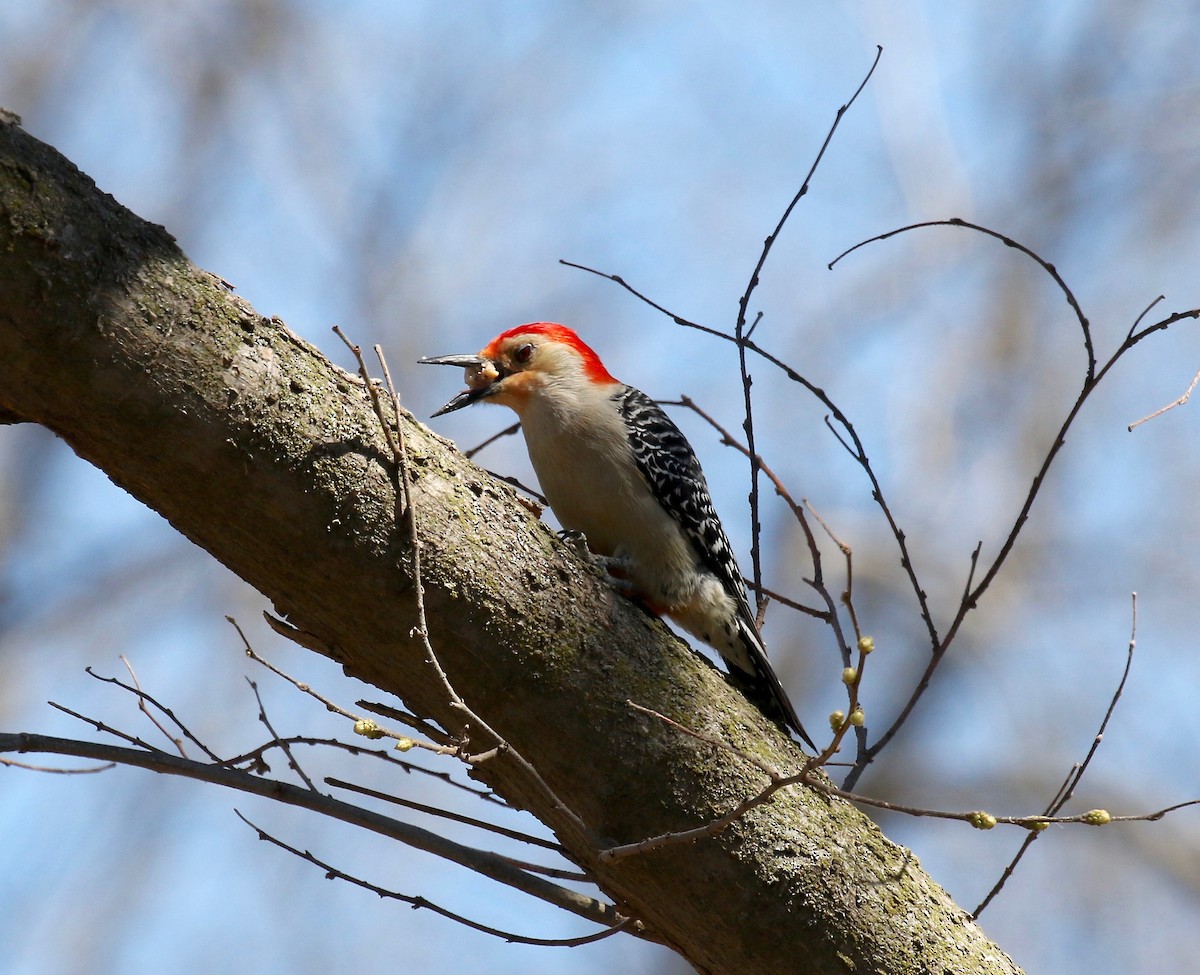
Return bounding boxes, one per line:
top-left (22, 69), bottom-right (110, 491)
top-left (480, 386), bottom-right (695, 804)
top-left (515, 343), bottom-right (535, 364)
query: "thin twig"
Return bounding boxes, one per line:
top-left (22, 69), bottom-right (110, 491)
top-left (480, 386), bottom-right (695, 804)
top-left (976, 588), bottom-right (1142, 922)
top-left (117, 656), bottom-right (187, 758)
top-left (229, 618), bottom-right (459, 757)
top-left (485, 471), bottom-right (547, 506)
top-left (325, 777), bottom-right (568, 856)
top-left (47, 701), bottom-right (165, 754)
top-left (668, 396), bottom-right (852, 669)
top-left (732, 45), bottom-right (882, 606)
top-left (815, 781), bottom-right (1188, 828)
top-left (747, 582), bottom-right (828, 621)
top-left (235, 811), bottom-right (636, 946)
top-left (244, 675), bottom-right (318, 791)
top-left (599, 701), bottom-right (810, 862)
top-left (223, 735), bottom-right (509, 806)
top-left (829, 217), bottom-right (1096, 382)
top-left (85, 663), bottom-right (222, 762)
top-left (352, 699), bottom-right (463, 748)
top-left (333, 324), bottom-right (400, 461)
top-left (804, 496), bottom-right (862, 664)
top-left (1129, 364), bottom-right (1200, 431)
top-left (739, 322), bottom-right (763, 610)
top-left (2, 731), bottom-right (622, 928)
top-left (0, 756), bottom-right (114, 773)
top-left (1123, 294), bottom-right (1165, 343)
top-left (465, 421), bottom-right (522, 458)
top-left (739, 43), bottom-right (883, 339)
top-left (1047, 594), bottom-right (1139, 814)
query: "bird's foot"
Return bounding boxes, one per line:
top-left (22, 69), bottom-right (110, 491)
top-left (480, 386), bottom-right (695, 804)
top-left (557, 530), bottom-right (635, 595)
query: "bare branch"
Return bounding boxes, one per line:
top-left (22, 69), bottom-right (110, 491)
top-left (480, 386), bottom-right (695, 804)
top-left (848, 267), bottom-right (1200, 778)
top-left (352, 698), bottom-right (461, 749)
top-left (85, 662), bottom-right (222, 762)
top-left (739, 45), bottom-right (883, 335)
top-left (222, 735), bottom-right (507, 807)
top-left (829, 217), bottom-right (1096, 381)
top-left (1046, 593), bottom-right (1140, 814)
top-left (465, 421), bottom-right (522, 458)
top-left (0, 732), bottom-right (625, 929)
top-left (118, 656), bottom-right (187, 758)
top-left (748, 582), bottom-right (828, 622)
top-left (732, 47), bottom-right (882, 609)
top-left (47, 700), bottom-right (167, 755)
top-left (0, 756), bottom-right (114, 773)
top-left (1129, 363), bottom-right (1200, 430)
top-left (324, 776), bottom-right (569, 856)
top-left (231, 620), bottom-right (459, 757)
top-left (667, 396), bottom-right (847, 650)
top-left (244, 675), bottom-right (318, 792)
top-left (604, 617), bottom-right (1189, 873)
top-left (235, 811), bottom-right (637, 947)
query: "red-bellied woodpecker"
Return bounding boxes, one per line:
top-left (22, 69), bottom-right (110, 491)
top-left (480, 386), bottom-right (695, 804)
top-left (421, 322), bottom-right (813, 748)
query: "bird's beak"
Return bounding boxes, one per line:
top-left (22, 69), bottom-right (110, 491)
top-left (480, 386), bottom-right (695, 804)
top-left (418, 353), bottom-right (500, 417)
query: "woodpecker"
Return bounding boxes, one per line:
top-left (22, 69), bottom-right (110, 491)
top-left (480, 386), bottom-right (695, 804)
top-left (421, 322), bottom-right (813, 748)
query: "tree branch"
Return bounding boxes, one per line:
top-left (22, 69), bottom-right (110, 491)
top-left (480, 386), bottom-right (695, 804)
top-left (0, 116), bottom-right (1021, 975)
top-left (0, 732), bottom-right (622, 929)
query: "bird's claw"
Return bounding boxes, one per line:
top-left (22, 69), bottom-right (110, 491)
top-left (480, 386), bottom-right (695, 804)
top-left (557, 528), bottom-right (590, 555)
top-left (557, 530), bottom-right (635, 594)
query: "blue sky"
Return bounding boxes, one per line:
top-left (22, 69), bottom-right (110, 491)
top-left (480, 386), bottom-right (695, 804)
top-left (2, 3), bottom-right (1200, 973)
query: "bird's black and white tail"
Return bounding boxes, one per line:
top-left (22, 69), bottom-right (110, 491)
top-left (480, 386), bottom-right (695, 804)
top-left (729, 617), bottom-right (816, 750)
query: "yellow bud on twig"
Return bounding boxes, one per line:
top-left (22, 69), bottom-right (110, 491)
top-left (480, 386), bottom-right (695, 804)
top-left (353, 718), bottom-right (385, 740)
top-left (968, 811), bottom-right (997, 830)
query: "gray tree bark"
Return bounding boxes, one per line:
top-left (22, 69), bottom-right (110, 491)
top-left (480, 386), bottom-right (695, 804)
top-left (0, 115), bottom-right (1022, 975)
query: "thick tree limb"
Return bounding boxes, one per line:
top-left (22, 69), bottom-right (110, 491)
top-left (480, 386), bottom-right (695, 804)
top-left (0, 117), bottom-right (1022, 975)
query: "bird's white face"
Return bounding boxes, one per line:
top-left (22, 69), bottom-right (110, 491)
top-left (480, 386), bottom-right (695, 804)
top-left (465, 334), bottom-right (554, 414)
top-left (425, 335), bottom-right (578, 416)
top-left (421, 323), bottom-right (614, 417)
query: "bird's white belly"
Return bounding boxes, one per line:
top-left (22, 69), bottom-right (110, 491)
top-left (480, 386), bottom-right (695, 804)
top-left (522, 415), bottom-right (699, 607)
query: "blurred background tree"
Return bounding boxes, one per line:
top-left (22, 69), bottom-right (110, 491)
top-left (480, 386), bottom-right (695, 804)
top-left (1, 3), bottom-right (1198, 973)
